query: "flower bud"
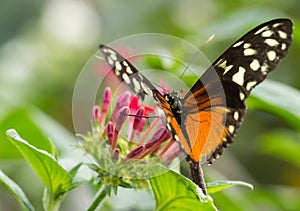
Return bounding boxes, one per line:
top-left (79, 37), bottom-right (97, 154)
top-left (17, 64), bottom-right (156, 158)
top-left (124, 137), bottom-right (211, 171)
top-left (102, 87), bottom-right (112, 113)
top-left (93, 105), bottom-right (101, 123)
top-left (115, 106), bottom-right (130, 132)
top-left (112, 91), bottom-right (130, 120)
top-left (133, 107), bottom-right (145, 130)
top-left (107, 121), bottom-right (114, 146)
top-left (125, 145), bottom-right (144, 160)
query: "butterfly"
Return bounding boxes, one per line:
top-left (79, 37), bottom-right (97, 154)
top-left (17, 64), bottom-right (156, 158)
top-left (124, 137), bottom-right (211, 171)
top-left (99, 18), bottom-right (293, 195)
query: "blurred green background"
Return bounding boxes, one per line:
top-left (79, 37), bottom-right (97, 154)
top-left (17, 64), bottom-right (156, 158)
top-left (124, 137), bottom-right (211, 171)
top-left (0, 0), bottom-right (299, 210)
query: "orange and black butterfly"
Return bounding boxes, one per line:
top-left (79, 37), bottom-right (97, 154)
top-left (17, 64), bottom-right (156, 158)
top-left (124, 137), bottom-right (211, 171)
top-left (99, 19), bottom-right (293, 195)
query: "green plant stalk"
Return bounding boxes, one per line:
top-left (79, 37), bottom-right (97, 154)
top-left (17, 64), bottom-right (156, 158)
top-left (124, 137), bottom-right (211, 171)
top-left (87, 186), bottom-right (107, 211)
top-left (43, 188), bottom-right (64, 211)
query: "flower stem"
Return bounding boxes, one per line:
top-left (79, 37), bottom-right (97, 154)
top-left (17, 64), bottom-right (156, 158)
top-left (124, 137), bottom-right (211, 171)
top-left (87, 186), bottom-right (107, 211)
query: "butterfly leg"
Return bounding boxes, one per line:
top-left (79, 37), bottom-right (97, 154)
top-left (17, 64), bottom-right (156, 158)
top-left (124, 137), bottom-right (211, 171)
top-left (186, 155), bottom-right (207, 195)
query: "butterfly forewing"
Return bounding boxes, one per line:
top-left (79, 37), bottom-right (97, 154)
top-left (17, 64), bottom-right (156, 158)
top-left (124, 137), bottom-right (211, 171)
top-left (215, 19), bottom-right (292, 94)
top-left (99, 45), bottom-right (160, 100)
top-left (183, 19), bottom-right (293, 163)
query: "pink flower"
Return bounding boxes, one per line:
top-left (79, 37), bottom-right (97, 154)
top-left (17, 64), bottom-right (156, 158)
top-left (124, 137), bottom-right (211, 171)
top-left (91, 86), bottom-right (183, 163)
top-left (100, 87), bottom-right (112, 126)
top-left (85, 86), bottom-right (184, 189)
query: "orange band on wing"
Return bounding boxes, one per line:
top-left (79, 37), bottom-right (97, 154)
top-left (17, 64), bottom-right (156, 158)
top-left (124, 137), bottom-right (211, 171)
top-left (184, 107), bottom-right (229, 163)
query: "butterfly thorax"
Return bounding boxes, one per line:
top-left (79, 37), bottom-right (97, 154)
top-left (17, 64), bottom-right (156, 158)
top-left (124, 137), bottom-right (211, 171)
top-left (163, 92), bottom-right (183, 124)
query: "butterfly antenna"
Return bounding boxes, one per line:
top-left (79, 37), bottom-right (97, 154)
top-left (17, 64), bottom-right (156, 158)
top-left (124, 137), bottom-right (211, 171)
top-left (120, 111), bottom-right (161, 119)
top-left (174, 34), bottom-right (215, 88)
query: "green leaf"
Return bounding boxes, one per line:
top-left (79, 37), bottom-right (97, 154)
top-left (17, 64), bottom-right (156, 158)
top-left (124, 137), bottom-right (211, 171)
top-left (259, 130), bottom-right (300, 167)
top-left (68, 163), bottom-right (83, 178)
top-left (5, 129), bottom-right (72, 197)
top-left (0, 107), bottom-right (79, 160)
top-left (149, 165), bottom-right (217, 211)
top-left (248, 80), bottom-right (300, 131)
top-left (0, 170), bottom-right (35, 211)
top-left (207, 180), bottom-right (253, 194)
top-left (0, 108), bottom-right (55, 159)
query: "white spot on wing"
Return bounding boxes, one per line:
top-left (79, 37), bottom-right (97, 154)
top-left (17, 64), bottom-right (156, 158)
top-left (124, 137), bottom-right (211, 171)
top-left (108, 58), bottom-right (114, 65)
top-left (122, 73), bottom-right (130, 84)
top-left (224, 65), bottom-right (234, 75)
top-left (254, 25), bottom-right (269, 35)
top-left (166, 123), bottom-right (172, 131)
top-left (233, 111), bottom-right (239, 120)
top-left (267, 51), bottom-right (277, 61)
top-left (239, 92), bottom-right (245, 100)
top-left (138, 74), bottom-right (143, 80)
top-left (107, 49), bottom-right (117, 55)
top-left (232, 66), bottom-right (246, 86)
top-left (250, 59), bottom-right (260, 71)
top-left (244, 48), bottom-right (257, 56)
top-left (216, 59), bottom-right (233, 75)
top-left (261, 30), bottom-right (273, 37)
top-left (174, 134), bottom-right (179, 141)
top-left (141, 82), bottom-right (151, 95)
top-left (141, 82), bottom-right (147, 90)
top-left (264, 38), bottom-right (279, 47)
top-left (233, 40), bottom-right (244, 47)
top-left (246, 81), bottom-right (257, 91)
top-left (122, 61), bottom-right (129, 66)
top-left (281, 43), bottom-right (287, 50)
top-left (261, 64), bottom-right (268, 74)
top-left (115, 69), bottom-right (120, 76)
top-left (126, 66), bottom-right (133, 74)
top-left (243, 43), bottom-right (251, 48)
top-left (273, 23), bottom-right (282, 28)
top-left (216, 59), bottom-right (226, 68)
top-left (110, 54), bottom-right (117, 61)
top-left (115, 61), bottom-right (122, 71)
top-left (132, 77), bottom-right (140, 93)
top-left (228, 125), bottom-right (235, 133)
top-left (278, 30), bottom-right (287, 39)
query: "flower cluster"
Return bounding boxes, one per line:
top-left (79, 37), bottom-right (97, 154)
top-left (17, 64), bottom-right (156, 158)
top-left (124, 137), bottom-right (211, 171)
top-left (82, 87), bottom-right (182, 191)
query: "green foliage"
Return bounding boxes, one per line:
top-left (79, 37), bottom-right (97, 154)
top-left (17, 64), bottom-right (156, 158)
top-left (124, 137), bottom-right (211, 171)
top-left (149, 166), bottom-right (217, 211)
top-left (6, 130), bottom-right (72, 211)
top-left (0, 170), bottom-right (35, 211)
top-left (207, 181), bottom-right (253, 194)
top-left (1, 0), bottom-right (300, 210)
top-left (0, 108), bottom-right (55, 159)
top-left (149, 166), bottom-right (253, 210)
top-left (259, 130), bottom-right (300, 167)
top-left (248, 80), bottom-right (300, 132)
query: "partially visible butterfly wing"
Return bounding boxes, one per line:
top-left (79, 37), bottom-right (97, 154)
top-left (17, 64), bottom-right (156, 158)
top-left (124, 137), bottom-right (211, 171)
top-left (99, 45), bottom-right (180, 131)
top-left (100, 44), bottom-right (181, 151)
top-left (99, 45), bottom-right (160, 100)
top-left (181, 19), bottom-right (293, 163)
